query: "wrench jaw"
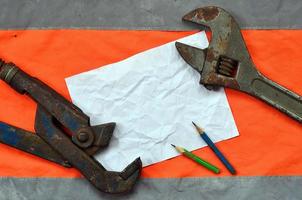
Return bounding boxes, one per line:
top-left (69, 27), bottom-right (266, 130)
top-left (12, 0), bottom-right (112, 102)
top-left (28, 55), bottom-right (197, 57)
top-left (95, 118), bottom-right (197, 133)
top-left (175, 42), bottom-right (206, 73)
top-left (175, 42), bottom-right (218, 90)
top-left (175, 41), bottom-right (239, 90)
top-left (80, 122), bottom-right (116, 156)
top-left (182, 6), bottom-right (231, 32)
top-left (91, 123), bottom-right (116, 147)
top-left (100, 158), bottom-right (142, 194)
top-left (182, 6), bottom-right (219, 26)
top-left (179, 6), bottom-right (247, 90)
top-left (35, 106), bottom-right (142, 194)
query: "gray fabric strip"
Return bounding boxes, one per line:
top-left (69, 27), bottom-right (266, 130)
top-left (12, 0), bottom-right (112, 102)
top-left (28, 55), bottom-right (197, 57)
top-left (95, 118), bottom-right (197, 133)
top-left (0, 0), bottom-right (302, 30)
top-left (0, 176), bottom-right (301, 200)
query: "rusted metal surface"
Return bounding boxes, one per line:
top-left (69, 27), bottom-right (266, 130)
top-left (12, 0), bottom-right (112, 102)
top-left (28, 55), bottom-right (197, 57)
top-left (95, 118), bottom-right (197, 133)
top-left (176, 6), bottom-right (302, 123)
top-left (35, 105), bottom-right (141, 193)
top-left (0, 62), bottom-right (116, 155)
top-left (0, 122), bottom-right (71, 167)
top-left (184, 6), bottom-right (219, 22)
top-left (0, 60), bottom-right (142, 194)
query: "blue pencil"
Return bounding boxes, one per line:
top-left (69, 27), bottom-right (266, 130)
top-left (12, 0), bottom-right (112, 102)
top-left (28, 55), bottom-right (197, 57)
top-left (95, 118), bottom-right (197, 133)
top-left (192, 122), bottom-right (236, 175)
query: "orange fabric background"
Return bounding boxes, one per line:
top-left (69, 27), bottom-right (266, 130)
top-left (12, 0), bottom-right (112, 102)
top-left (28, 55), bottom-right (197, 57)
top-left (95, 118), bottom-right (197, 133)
top-left (0, 30), bottom-right (300, 178)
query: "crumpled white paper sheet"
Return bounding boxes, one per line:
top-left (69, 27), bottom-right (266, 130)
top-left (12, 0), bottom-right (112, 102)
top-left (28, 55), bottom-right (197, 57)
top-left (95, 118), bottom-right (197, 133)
top-left (66, 32), bottom-right (239, 171)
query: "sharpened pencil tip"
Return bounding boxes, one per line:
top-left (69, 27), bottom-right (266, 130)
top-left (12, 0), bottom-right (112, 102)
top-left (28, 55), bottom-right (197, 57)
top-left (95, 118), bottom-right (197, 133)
top-left (171, 144), bottom-right (176, 148)
top-left (192, 121), bottom-right (204, 134)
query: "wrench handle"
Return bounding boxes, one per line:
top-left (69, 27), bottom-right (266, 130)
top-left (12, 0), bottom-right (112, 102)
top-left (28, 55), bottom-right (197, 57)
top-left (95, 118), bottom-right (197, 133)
top-left (251, 75), bottom-right (302, 123)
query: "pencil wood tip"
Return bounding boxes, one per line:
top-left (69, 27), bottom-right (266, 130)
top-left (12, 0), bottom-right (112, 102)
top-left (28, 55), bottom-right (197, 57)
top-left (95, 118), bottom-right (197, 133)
top-left (192, 121), bottom-right (204, 134)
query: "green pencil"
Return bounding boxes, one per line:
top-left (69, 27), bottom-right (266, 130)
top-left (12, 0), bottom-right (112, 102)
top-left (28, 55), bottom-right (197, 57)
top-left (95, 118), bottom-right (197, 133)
top-left (171, 144), bottom-right (220, 174)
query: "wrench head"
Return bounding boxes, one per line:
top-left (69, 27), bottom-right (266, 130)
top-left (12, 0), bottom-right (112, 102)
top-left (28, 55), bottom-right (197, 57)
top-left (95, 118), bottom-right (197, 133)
top-left (102, 157), bottom-right (142, 194)
top-left (35, 105), bottom-right (142, 194)
top-left (177, 6), bottom-right (258, 90)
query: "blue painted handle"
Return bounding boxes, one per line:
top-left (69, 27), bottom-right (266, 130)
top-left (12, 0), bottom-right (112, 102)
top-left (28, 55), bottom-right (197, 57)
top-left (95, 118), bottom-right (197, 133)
top-left (201, 133), bottom-right (236, 174)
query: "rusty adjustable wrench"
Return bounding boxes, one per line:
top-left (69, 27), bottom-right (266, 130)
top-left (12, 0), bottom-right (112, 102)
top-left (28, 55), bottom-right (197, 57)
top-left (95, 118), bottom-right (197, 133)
top-left (176, 6), bottom-right (302, 123)
top-left (0, 60), bottom-right (142, 194)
